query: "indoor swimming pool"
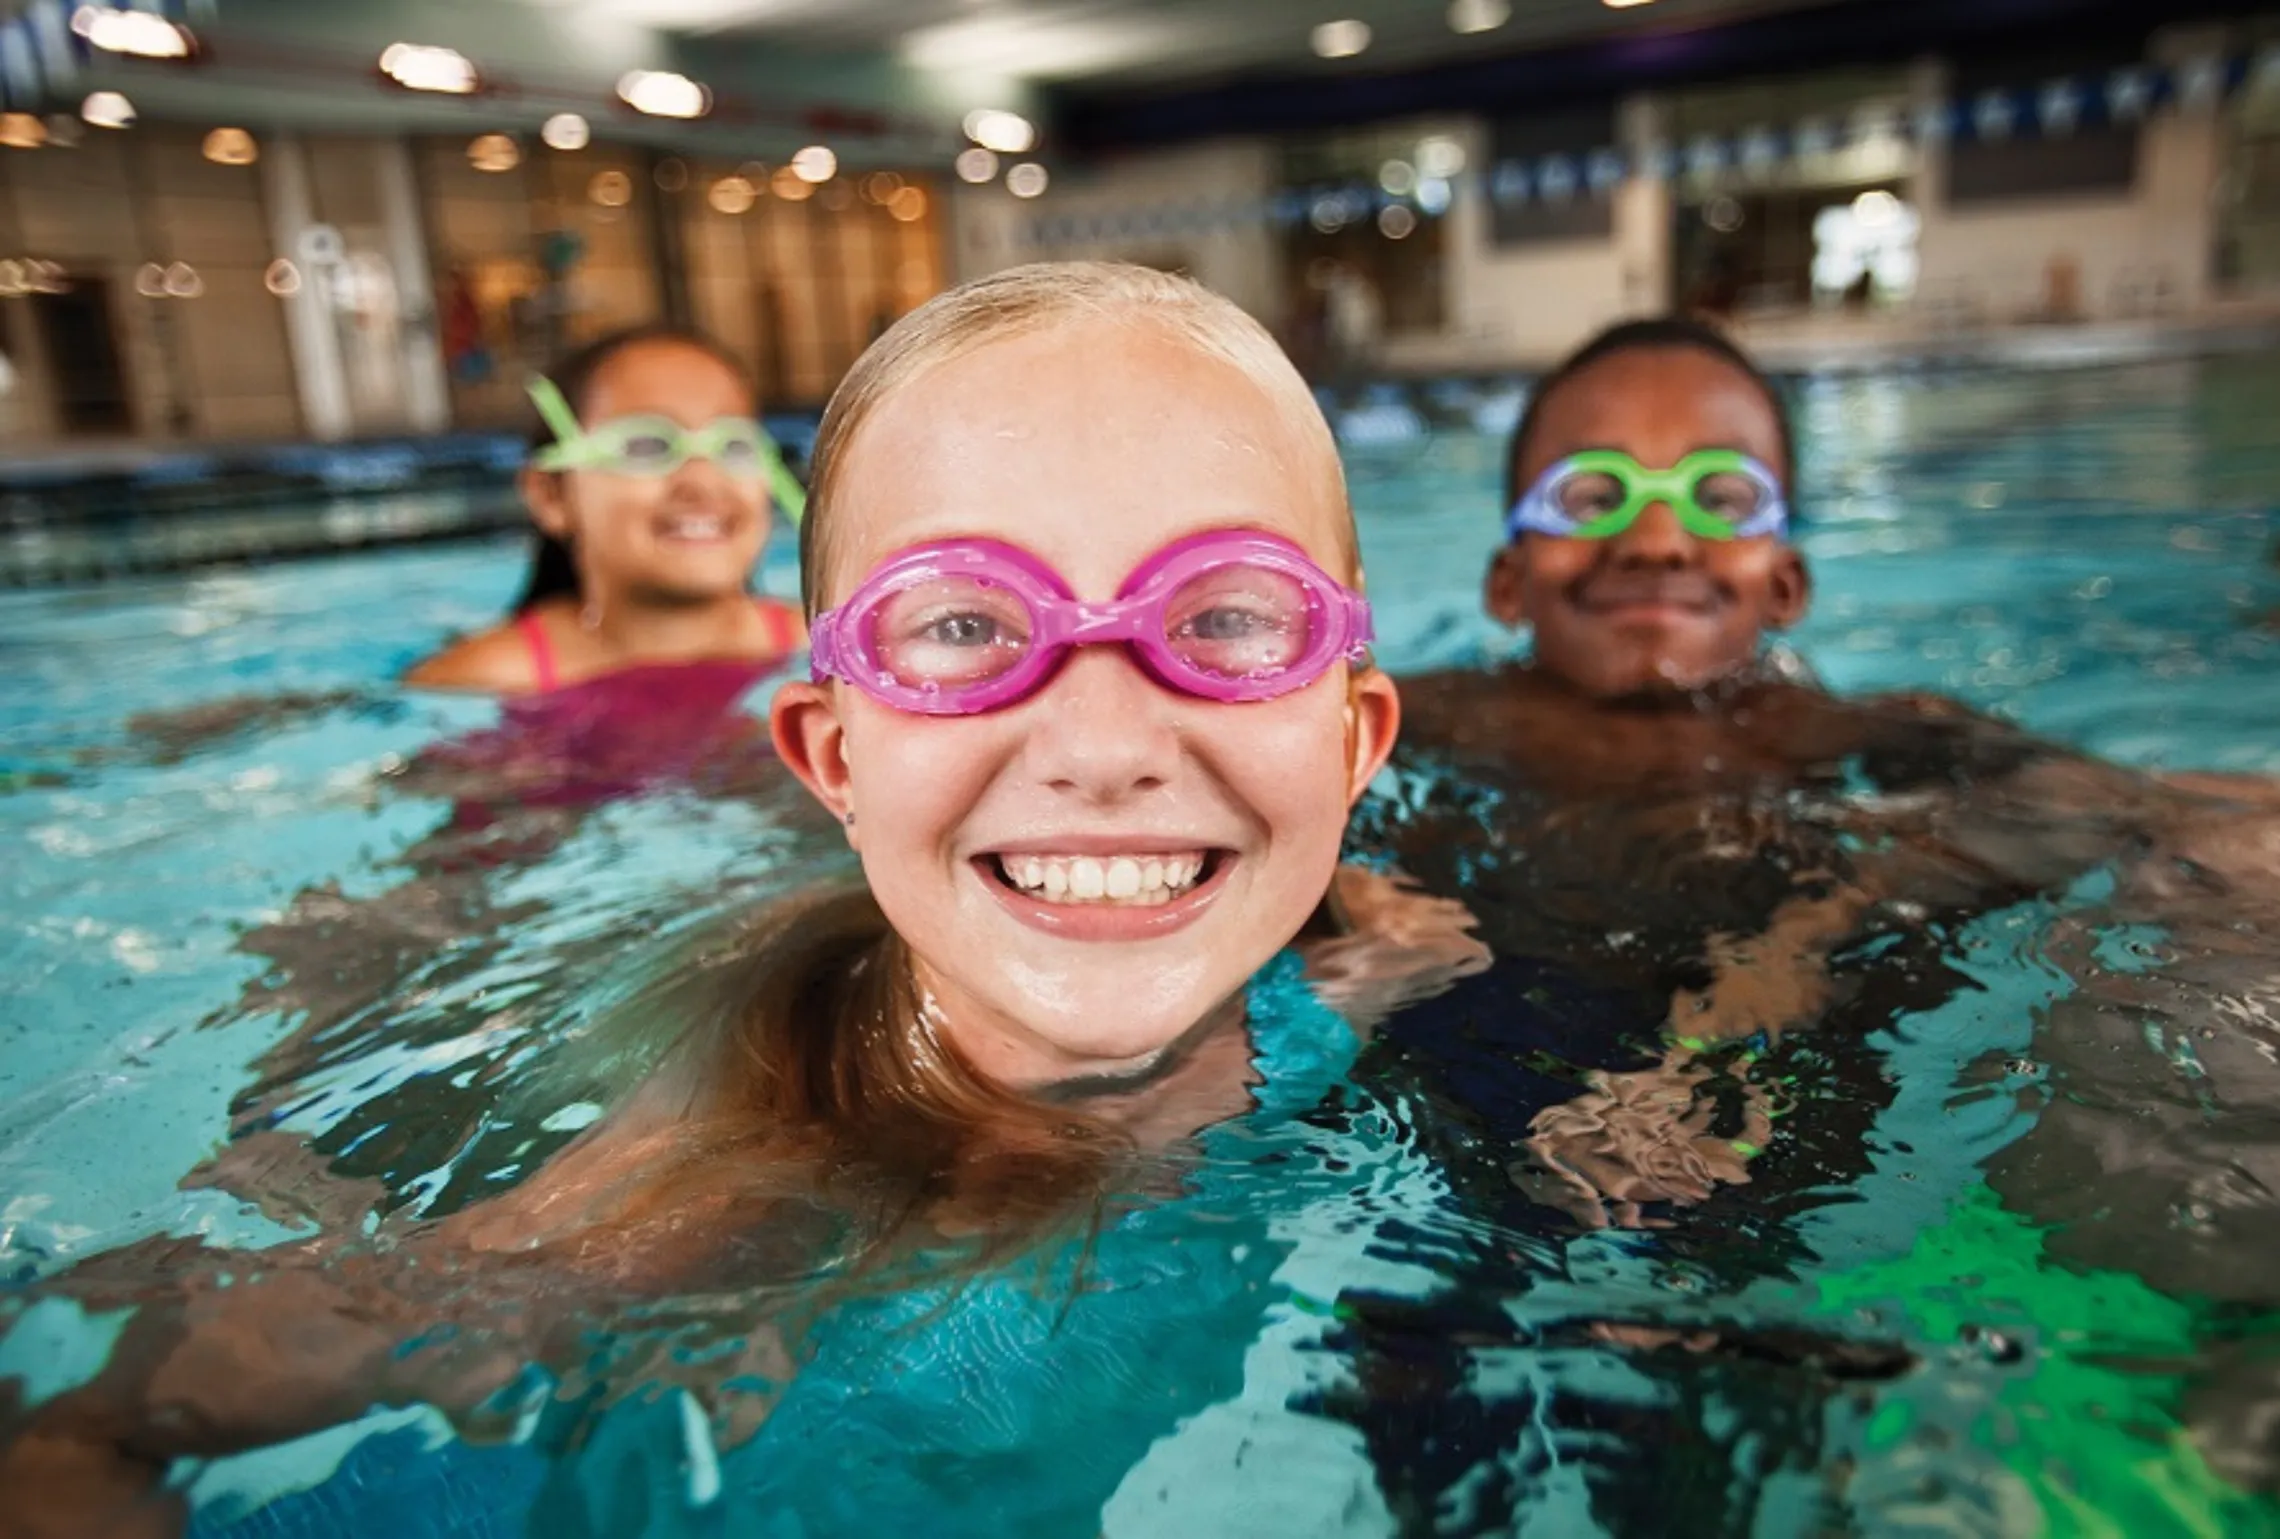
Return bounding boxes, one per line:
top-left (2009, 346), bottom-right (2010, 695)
top-left (1, 354), bottom-right (2276, 1536)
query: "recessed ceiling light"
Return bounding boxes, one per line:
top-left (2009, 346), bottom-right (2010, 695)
top-left (1602, 0), bottom-right (1657, 9)
top-left (1311, 20), bottom-right (1372, 59)
top-left (616, 70), bottom-right (710, 120)
top-left (71, 6), bottom-right (195, 60)
top-left (379, 43), bottom-right (480, 95)
top-left (955, 146), bottom-right (999, 184)
top-left (1447, 0), bottom-right (1509, 34)
top-left (202, 127), bottom-right (258, 166)
top-left (541, 114), bottom-right (590, 152)
top-left (962, 108), bottom-right (1036, 154)
top-left (467, 134), bottom-right (520, 173)
top-left (791, 145), bottom-right (838, 184)
top-left (709, 175), bottom-right (758, 215)
top-left (1416, 134), bottom-right (1467, 178)
top-left (1006, 162), bottom-right (1049, 198)
top-left (81, 91), bottom-right (135, 130)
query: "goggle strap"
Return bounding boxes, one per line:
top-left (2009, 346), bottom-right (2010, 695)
top-left (762, 443), bottom-right (807, 526)
top-left (526, 375), bottom-right (588, 459)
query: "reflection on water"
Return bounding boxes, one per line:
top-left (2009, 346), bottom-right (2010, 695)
top-left (0, 358), bottom-right (2277, 1534)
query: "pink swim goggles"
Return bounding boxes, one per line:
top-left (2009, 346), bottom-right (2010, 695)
top-left (809, 530), bottom-right (1374, 715)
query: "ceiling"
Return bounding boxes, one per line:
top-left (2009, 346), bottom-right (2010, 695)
top-left (683, 0), bottom-right (1840, 89)
top-left (8, 0), bottom-right (2234, 162)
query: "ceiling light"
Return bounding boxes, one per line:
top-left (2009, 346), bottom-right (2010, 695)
top-left (708, 175), bottom-right (757, 215)
top-left (790, 145), bottom-right (837, 183)
top-left (617, 70), bottom-right (710, 120)
top-left (1416, 135), bottom-right (1466, 179)
top-left (955, 147), bottom-right (999, 184)
top-left (1006, 162), bottom-right (1049, 199)
top-left (1447, 0), bottom-right (1509, 33)
top-left (202, 127), bottom-right (258, 166)
top-left (263, 259), bottom-right (302, 297)
top-left (541, 113), bottom-right (590, 152)
top-left (770, 166), bottom-right (815, 201)
top-left (135, 261), bottom-right (167, 297)
top-left (1378, 205), bottom-right (1418, 239)
top-left (163, 261), bottom-right (203, 298)
top-left (80, 91), bottom-right (135, 129)
top-left (379, 42), bottom-right (479, 95)
top-left (589, 169), bottom-right (633, 208)
top-left (862, 171), bottom-right (903, 203)
top-left (962, 108), bottom-right (1036, 154)
top-left (1311, 20), bottom-right (1371, 59)
top-left (71, 6), bottom-right (196, 60)
top-left (1602, 0), bottom-right (1656, 8)
top-left (467, 134), bottom-right (520, 173)
top-left (0, 113), bottom-right (47, 150)
top-left (888, 185), bottom-right (928, 222)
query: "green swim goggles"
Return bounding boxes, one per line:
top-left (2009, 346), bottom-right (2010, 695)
top-left (526, 375), bottom-right (807, 524)
top-left (1506, 449), bottom-right (1789, 543)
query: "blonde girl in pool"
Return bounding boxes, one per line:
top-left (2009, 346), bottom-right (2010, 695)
top-left (2, 262), bottom-right (1484, 1537)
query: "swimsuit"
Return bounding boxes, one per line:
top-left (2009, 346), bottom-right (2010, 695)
top-left (513, 599), bottom-right (802, 695)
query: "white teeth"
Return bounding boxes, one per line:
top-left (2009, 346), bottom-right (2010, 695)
top-left (993, 851), bottom-right (1212, 907)
top-left (1105, 859), bottom-right (1141, 900)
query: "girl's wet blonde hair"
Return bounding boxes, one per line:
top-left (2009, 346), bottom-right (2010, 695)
top-left (798, 259), bottom-right (1354, 611)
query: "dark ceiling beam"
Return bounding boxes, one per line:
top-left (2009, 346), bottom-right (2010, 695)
top-left (1048, 0), bottom-right (2268, 155)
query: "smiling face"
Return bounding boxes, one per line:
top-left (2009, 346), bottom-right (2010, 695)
top-left (525, 338), bottom-right (769, 606)
top-left (1489, 345), bottom-right (1809, 698)
top-left (771, 318), bottom-right (1397, 1089)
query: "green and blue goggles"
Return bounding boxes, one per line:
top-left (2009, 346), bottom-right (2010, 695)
top-left (1506, 448), bottom-right (1788, 544)
top-left (526, 375), bottom-right (807, 524)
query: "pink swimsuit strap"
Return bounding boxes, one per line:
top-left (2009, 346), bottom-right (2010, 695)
top-left (756, 597), bottom-right (801, 657)
top-left (516, 611), bottom-right (561, 693)
top-left (518, 597), bottom-right (796, 697)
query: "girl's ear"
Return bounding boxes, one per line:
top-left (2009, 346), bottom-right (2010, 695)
top-left (1344, 669), bottom-right (1401, 807)
top-left (1484, 543), bottom-right (1531, 629)
top-left (520, 465), bottom-right (573, 541)
top-left (771, 681), bottom-right (858, 845)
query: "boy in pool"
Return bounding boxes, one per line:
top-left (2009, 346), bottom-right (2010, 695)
top-left (0, 262), bottom-right (1489, 1538)
top-left (1374, 317), bottom-right (2280, 1225)
top-left (1320, 319), bottom-right (2280, 1526)
top-left (1398, 317), bottom-right (2270, 1037)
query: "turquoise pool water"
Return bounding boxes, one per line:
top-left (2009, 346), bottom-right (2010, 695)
top-left (0, 355), bottom-right (2276, 1535)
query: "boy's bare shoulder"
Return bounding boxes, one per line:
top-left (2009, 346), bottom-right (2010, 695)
top-left (1393, 665), bottom-right (1554, 747)
top-left (403, 623), bottom-right (541, 694)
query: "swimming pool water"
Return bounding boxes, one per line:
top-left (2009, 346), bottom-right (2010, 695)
top-left (1, 355), bottom-right (2276, 1536)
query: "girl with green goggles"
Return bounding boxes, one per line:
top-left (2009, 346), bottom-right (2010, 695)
top-left (1506, 448), bottom-right (1789, 543)
top-left (527, 373), bottom-right (808, 524)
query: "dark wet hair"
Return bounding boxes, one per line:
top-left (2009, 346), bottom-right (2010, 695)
top-left (512, 324), bottom-right (755, 614)
top-left (1501, 316), bottom-right (1796, 523)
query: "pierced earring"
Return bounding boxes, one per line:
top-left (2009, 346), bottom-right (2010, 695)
top-left (579, 599), bottom-right (603, 633)
top-left (842, 810), bottom-right (856, 827)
